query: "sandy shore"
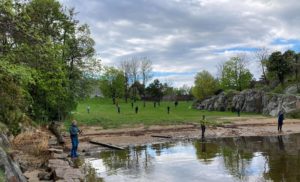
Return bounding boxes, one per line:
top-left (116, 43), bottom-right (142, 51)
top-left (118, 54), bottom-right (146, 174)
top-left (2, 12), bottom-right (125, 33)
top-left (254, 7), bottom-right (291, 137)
top-left (63, 116), bottom-right (300, 151)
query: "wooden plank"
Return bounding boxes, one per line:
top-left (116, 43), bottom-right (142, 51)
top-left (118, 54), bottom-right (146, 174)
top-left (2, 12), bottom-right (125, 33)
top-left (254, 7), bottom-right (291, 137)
top-left (89, 140), bottom-right (124, 150)
top-left (151, 135), bottom-right (172, 139)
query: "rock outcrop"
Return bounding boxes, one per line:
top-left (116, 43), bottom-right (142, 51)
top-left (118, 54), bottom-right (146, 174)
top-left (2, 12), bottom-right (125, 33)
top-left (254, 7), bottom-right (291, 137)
top-left (196, 89), bottom-right (300, 116)
top-left (0, 134), bottom-right (27, 182)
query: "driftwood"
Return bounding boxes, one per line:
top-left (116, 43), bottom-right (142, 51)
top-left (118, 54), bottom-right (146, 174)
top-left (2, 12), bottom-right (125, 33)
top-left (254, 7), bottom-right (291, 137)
top-left (151, 135), bottom-right (172, 139)
top-left (89, 140), bottom-right (124, 150)
top-left (49, 121), bottom-right (65, 144)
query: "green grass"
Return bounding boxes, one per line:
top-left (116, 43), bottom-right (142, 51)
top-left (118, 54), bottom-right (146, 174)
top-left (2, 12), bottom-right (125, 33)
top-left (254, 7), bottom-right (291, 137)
top-left (67, 98), bottom-right (259, 129)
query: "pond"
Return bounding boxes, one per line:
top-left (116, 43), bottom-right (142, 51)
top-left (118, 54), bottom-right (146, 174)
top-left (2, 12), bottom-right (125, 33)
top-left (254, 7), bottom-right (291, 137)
top-left (86, 134), bottom-right (300, 182)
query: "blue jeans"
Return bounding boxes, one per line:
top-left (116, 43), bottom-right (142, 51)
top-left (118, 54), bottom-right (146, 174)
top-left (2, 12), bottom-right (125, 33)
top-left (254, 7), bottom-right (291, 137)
top-left (71, 136), bottom-right (79, 158)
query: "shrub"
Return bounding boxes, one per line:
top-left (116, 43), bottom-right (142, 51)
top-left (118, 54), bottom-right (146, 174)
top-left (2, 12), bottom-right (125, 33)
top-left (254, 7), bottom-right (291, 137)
top-left (286, 109), bottom-right (300, 119)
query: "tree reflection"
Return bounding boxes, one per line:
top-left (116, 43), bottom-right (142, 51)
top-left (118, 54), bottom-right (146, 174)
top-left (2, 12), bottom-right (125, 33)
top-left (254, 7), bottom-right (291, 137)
top-left (99, 145), bottom-right (154, 175)
top-left (194, 140), bottom-right (219, 164)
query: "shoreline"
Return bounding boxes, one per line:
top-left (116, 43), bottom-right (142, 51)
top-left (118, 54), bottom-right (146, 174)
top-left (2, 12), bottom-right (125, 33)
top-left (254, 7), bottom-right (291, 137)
top-left (15, 115), bottom-right (300, 181)
top-left (67, 116), bottom-right (300, 150)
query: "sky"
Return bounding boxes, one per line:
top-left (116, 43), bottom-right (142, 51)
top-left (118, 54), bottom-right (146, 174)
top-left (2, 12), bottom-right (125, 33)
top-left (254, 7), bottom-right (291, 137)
top-left (59, 0), bottom-right (300, 87)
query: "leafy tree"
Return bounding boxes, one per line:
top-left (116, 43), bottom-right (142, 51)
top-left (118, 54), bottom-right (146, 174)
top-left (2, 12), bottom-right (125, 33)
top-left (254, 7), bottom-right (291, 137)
top-left (192, 70), bottom-right (218, 100)
top-left (99, 67), bottom-right (125, 104)
top-left (130, 81), bottom-right (144, 101)
top-left (0, 0), bottom-right (98, 132)
top-left (266, 51), bottom-right (293, 85)
top-left (146, 79), bottom-right (164, 101)
top-left (219, 57), bottom-right (253, 91)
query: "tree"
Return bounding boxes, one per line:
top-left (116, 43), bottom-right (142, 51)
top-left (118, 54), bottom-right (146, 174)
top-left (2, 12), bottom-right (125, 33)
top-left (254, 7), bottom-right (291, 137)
top-left (140, 57), bottom-right (153, 86)
top-left (219, 56), bottom-right (253, 91)
top-left (192, 70), bottom-right (218, 100)
top-left (140, 57), bottom-right (153, 105)
top-left (0, 0), bottom-right (98, 130)
top-left (120, 60), bottom-right (131, 102)
top-left (255, 47), bottom-right (270, 84)
top-left (266, 51), bottom-right (293, 85)
top-left (99, 67), bottom-right (125, 104)
top-left (146, 79), bottom-right (164, 101)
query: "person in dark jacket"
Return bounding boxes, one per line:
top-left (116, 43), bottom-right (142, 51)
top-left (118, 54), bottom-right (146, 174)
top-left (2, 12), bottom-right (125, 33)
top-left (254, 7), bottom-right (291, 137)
top-left (70, 120), bottom-right (81, 158)
top-left (278, 110), bottom-right (284, 132)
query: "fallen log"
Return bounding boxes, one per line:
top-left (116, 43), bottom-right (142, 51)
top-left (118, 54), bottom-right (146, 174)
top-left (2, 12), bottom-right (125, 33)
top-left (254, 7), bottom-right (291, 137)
top-left (89, 140), bottom-right (124, 150)
top-left (151, 135), bottom-right (172, 139)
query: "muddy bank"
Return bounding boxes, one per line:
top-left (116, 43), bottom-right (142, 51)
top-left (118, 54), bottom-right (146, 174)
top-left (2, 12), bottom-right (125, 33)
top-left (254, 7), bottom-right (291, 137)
top-left (67, 116), bottom-right (300, 150)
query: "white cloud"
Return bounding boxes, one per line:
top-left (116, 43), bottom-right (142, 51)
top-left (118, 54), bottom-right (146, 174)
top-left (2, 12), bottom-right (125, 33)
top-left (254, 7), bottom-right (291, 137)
top-left (60, 0), bottom-right (300, 87)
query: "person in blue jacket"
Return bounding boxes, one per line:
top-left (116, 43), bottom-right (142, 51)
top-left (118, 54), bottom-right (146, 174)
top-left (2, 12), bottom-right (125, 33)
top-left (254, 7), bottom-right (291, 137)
top-left (278, 110), bottom-right (284, 132)
top-left (70, 120), bottom-right (81, 158)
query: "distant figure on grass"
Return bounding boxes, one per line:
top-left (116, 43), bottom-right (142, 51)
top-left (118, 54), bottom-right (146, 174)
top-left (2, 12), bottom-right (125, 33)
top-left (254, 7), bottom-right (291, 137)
top-left (201, 115), bottom-right (206, 139)
top-left (87, 106), bottom-right (90, 114)
top-left (278, 110), bottom-right (284, 132)
top-left (175, 101), bottom-right (178, 108)
top-left (167, 106), bottom-right (170, 114)
top-left (135, 106), bottom-right (139, 114)
top-left (131, 102), bottom-right (134, 109)
top-left (154, 102), bottom-right (156, 108)
top-left (117, 106), bottom-right (120, 114)
top-left (69, 120), bottom-right (82, 158)
top-left (236, 107), bottom-right (240, 117)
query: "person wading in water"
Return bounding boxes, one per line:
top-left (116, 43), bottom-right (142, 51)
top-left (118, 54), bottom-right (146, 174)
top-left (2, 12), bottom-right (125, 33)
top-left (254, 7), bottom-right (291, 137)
top-left (69, 120), bottom-right (82, 158)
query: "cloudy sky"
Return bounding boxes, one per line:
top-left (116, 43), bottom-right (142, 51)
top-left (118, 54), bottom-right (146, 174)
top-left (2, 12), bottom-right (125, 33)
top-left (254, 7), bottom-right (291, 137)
top-left (60, 0), bottom-right (300, 87)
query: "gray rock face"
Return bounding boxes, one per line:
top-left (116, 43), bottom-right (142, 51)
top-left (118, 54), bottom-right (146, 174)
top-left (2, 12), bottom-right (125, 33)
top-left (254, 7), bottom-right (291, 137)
top-left (0, 134), bottom-right (27, 182)
top-left (196, 89), bottom-right (300, 116)
top-left (284, 85), bottom-right (298, 94)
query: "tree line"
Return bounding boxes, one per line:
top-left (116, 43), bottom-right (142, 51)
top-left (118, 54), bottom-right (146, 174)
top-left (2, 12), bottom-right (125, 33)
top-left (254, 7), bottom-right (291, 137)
top-left (192, 48), bottom-right (300, 100)
top-left (0, 0), bottom-right (99, 133)
top-left (99, 57), bottom-right (192, 105)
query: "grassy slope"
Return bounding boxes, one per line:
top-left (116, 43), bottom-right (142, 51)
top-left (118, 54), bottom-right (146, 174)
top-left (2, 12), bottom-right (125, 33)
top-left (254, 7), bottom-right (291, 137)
top-left (68, 98), bottom-right (258, 129)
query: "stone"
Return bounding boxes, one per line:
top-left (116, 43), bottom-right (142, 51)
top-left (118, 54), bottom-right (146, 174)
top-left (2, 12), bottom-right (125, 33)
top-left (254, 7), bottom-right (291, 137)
top-left (54, 168), bottom-right (84, 181)
top-left (48, 148), bottom-right (64, 154)
top-left (52, 153), bottom-right (68, 159)
top-left (38, 171), bottom-right (52, 180)
top-left (24, 170), bottom-right (41, 181)
top-left (48, 159), bottom-right (70, 169)
top-left (284, 85), bottom-right (298, 94)
top-left (0, 133), bottom-right (10, 148)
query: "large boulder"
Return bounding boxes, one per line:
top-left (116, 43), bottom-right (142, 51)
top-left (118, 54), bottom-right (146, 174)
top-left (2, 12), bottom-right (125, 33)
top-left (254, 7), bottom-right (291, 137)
top-left (232, 90), bottom-right (264, 113)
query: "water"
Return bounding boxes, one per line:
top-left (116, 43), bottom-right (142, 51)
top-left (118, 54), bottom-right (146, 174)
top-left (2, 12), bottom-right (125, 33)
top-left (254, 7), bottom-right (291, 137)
top-left (87, 134), bottom-right (300, 182)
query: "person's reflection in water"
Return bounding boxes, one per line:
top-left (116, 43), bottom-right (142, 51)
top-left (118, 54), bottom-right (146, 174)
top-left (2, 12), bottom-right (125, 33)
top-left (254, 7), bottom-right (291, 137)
top-left (201, 139), bottom-right (206, 153)
top-left (277, 135), bottom-right (285, 151)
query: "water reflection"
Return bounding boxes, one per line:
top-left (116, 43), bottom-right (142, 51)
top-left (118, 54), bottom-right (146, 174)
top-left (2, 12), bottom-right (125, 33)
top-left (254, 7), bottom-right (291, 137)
top-left (88, 134), bottom-right (300, 182)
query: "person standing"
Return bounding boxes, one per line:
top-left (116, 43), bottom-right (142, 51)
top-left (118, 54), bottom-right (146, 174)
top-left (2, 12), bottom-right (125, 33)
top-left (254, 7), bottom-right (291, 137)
top-left (87, 106), bottom-right (90, 114)
top-left (278, 110), bottom-right (284, 132)
top-left (69, 120), bottom-right (81, 158)
top-left (201, 115), bottom-right (206, 139)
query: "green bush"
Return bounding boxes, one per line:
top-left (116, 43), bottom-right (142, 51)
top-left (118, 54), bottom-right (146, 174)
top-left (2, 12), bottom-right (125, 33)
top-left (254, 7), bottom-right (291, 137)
top-left (272, 85), bottom-right (285, 94)
top-left (286, 109), bottom-right (300, 119)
